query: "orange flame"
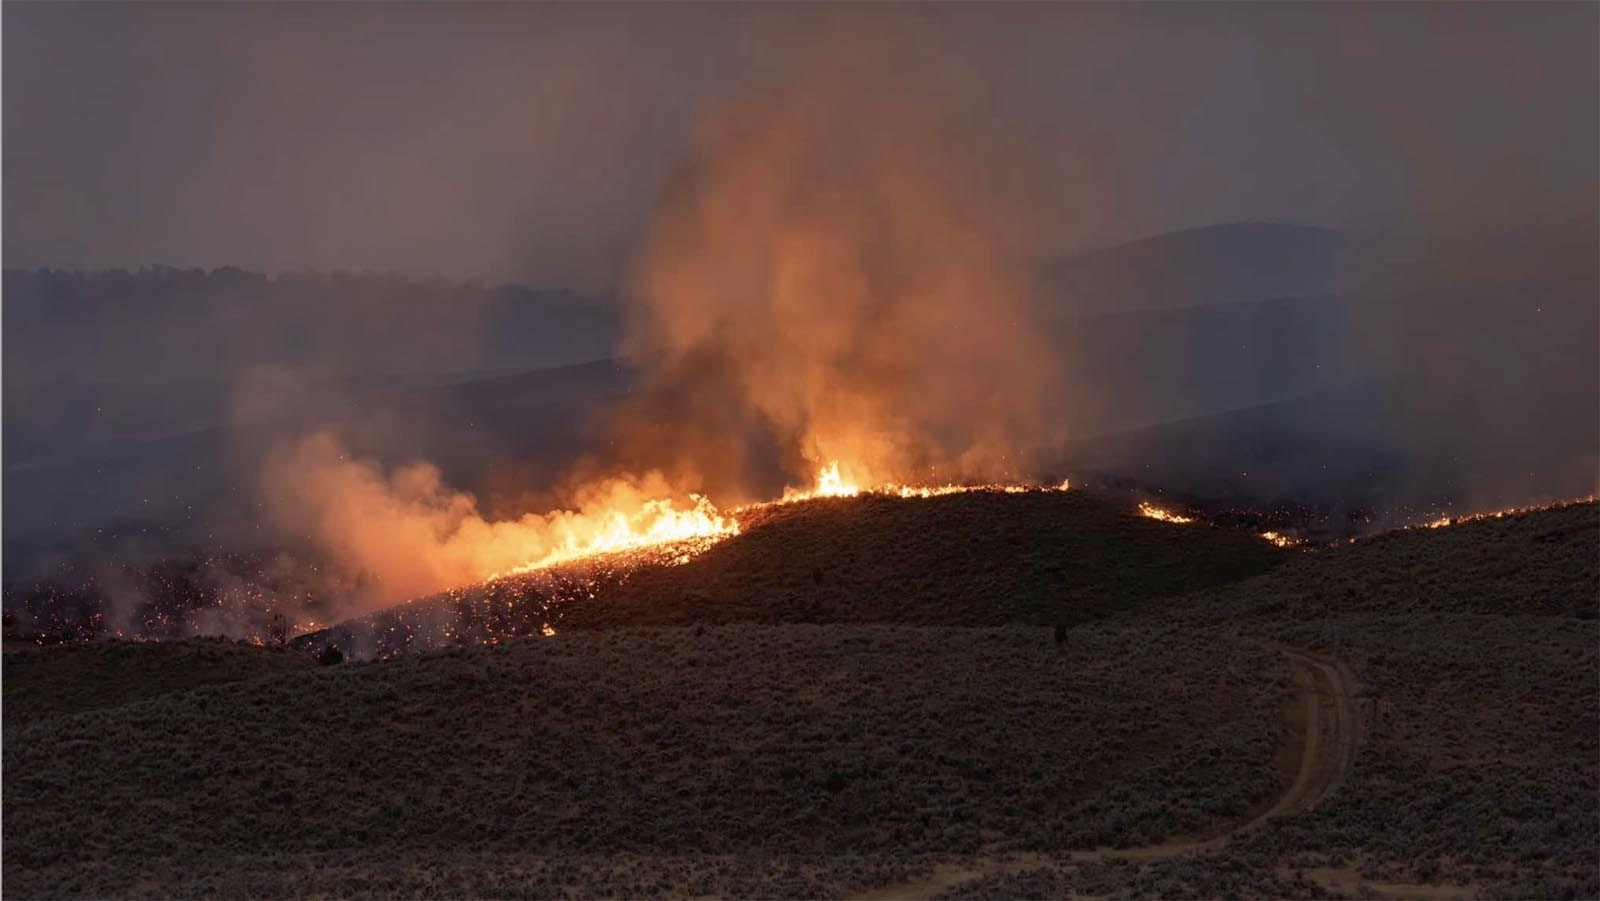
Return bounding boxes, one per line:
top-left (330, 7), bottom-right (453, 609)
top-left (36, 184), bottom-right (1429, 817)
top-left (1418, 495), bottom-right (1597, 530)
top-left (487, 493), bottom-right (739, 581)
top-left (1138, 502), bottom-right (1194, 524)
top-left (268, 435), bottom-right (1075, 612)
top-left (781, 460), bottom-right (863, 502)
top-left (776, 460), bottom-right (1068, 506)
top-left (1259, 530), bottom-right (1300, 548)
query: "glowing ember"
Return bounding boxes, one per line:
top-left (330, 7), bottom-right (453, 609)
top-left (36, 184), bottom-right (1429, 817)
top-left (1418, 495), bottom-right (1598, 530)
top-left (1259, 530), bottom-right (1300, 548)
top-left (1138, 502), bottom-right (1194, 524)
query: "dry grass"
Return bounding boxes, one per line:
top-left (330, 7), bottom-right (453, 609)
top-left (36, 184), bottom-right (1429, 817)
top-left (933, 854), bottom-right (1337, 900)
top-left (5, 624), bottom-right (1283, 898)
top-left (4, 499), bottom-right (1595, 899)
top-left (2, 638), bottom-right (309, 726)
top-left (1197, 507), bottom-right (1600, 897)
top-left (956, 500), bottom-right (1599, 899)
top-left (577, 490), bottom-right (1289, 628)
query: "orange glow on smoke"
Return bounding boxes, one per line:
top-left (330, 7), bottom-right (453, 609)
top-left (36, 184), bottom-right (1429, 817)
top-left (268, 434), bottom-right (1075, 614)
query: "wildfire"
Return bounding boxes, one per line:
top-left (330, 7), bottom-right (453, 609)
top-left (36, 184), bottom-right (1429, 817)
top-left (488, 462), bottom-right (1070, 583)
top-left (1259, 530), bottom-right (1300, 548)
top-left (487, 494), bottom-right (739, 582)
top-left (1138, 502), bottom-right (1194, 524)
top-left (1418, 495), bottom-right (1598, 530)
top-left (782, 460), bottom-right (862, 502)
top-left (776, 461), bottom-right (1069, 506)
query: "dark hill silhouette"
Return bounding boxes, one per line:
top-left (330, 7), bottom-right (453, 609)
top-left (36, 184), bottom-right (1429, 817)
top-left (292, 489), bottom-right (1288, 658)
top-left (5, 501), bottom-right (1594, 899)
top-left (1039, 221), bottom-right (1343, 314)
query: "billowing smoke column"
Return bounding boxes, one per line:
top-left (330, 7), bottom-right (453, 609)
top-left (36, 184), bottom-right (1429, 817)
top-left (257, 24), bottom-right (1060, 610)
top-left (608, 27), bottom-right (1056, 498)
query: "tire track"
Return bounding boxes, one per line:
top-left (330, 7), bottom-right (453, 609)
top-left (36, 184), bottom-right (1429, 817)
top-left (849, 646), bottom-right (1359, 900)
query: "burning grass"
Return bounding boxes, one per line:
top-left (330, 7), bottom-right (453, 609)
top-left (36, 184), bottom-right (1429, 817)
top-left (293, 488), bottom-right (1290, 657)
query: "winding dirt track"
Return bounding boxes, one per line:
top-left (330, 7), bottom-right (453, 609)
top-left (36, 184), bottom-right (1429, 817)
top-left (850, 646), bottom-right (1360, 901)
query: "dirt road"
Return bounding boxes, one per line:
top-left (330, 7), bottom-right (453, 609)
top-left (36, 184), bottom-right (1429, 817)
top-left (850, 646), bottom-right (1360, 900)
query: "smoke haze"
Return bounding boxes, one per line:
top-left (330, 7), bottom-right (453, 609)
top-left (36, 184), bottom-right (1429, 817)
top-left (3, 5), bottom-right (1595, 630)
top-left (612, 23), bottom-right (1058, 496)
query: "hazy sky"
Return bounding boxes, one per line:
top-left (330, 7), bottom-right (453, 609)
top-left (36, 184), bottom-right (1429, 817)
top-left (6, 2), bottom-right (1595, 290)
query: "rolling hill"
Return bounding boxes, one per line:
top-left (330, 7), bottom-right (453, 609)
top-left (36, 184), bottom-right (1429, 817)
top-left (291, 488), bottom-right (1289, 658)
top-left (4, 496), bottom-right (1594, 898)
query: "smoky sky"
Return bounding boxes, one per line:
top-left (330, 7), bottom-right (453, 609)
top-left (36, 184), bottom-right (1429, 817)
top-left (6, 3), bottom-right (1595, 290)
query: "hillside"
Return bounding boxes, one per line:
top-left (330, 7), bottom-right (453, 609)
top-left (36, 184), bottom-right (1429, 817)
top-left (2, 638), bottom-right (310, 725)
top-left (574, 490), bottom-right (1287, 628)
top-left (296, 489), bottom-right (1290, 657)
top-left (4, 500), bottom-right (1595, 899)
top-left (6, 625), bottom-right (1286, 898)
top-left (940, 501), bottom-right (1600, 898)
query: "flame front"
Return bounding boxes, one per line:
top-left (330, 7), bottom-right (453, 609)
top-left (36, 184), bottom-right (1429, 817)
top-left (782, 460), bottom-right (863, 502)
top-left (267, 434), bottom-right (1076, 617)
top-left (488, 493), bottom-right (739, 581)
top-left (1417, 495), bottom-right (1598, 530)
top-left (1138, 502), bottom-right (1194, 524)
top-left (775, 460), bottom-right (1068, 506)
top-left (495, 460), bottom-right (1072, 581)
top-left (1259, 530), bottom-right (1299, 547)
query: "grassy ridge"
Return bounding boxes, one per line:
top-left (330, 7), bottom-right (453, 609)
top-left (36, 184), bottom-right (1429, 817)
top-left (568, 489), bottom-right (1289, 629)
top-left (294, 489), bottom-right (1290, 658)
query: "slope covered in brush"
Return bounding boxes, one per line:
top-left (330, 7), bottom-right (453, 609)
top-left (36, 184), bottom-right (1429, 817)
top-left (4, 624), bottom-right (1285, 898)
top-left (3, 638), bottom-right (310, 726)
top-left (1103, 499), bottom-right (1599, 897)
top-left (291, 489), bottom-right (1290, 657)
top-left (564, 489), bottom-right (1287, 629)
top-left (5, 501), bottom-right (1596, 898)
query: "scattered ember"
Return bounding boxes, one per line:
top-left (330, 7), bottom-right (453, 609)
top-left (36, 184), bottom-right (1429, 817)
top-left (1415, 495), bottom-right (1599, 530)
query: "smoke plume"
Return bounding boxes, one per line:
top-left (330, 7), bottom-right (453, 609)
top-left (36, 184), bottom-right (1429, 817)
top-left (608, 23), bottom-right (1058, 497)
top-left (251, 21), bottom-right (1061, 608)
top-left (261, 432), bottom-right (730, 607)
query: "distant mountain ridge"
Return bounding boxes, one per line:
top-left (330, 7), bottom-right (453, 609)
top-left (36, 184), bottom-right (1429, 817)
top-left (1040, 221), bottom-right (1343, 313)
top-left (2, 267), bottom-right (622, 386)
top-left (7, 220), bottom-right (1592, 569)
